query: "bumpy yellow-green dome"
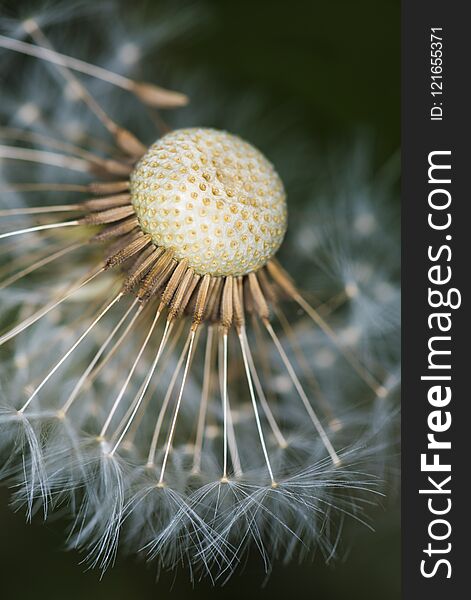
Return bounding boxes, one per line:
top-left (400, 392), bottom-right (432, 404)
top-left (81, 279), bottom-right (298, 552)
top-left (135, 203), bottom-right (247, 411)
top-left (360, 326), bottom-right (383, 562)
top-left (130, 128), bottom-right (287, 276)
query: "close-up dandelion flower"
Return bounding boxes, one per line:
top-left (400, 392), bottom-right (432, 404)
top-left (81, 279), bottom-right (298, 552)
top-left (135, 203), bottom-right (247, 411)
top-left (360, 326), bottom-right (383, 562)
top-left (0, 1), bottom-right (400, 597)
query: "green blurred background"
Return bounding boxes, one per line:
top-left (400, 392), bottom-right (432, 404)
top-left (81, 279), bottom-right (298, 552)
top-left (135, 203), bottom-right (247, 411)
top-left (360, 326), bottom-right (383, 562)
top-left (0, 0), bottom-right (400, 598)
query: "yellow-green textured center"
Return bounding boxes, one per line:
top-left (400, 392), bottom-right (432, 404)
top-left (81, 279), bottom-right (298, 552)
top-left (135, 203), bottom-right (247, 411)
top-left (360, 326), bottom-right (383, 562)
top-left (130, 128), bottom-right (287, 276)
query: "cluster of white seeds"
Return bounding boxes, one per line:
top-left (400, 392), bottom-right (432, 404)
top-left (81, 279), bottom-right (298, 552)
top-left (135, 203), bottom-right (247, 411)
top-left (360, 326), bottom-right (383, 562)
top-left (130, 128), bottom-right (287, 276)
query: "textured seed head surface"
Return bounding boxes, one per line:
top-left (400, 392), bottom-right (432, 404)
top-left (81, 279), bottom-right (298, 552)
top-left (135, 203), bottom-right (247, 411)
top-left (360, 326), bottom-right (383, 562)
top-left (130, 128), bottom-right (287, 276)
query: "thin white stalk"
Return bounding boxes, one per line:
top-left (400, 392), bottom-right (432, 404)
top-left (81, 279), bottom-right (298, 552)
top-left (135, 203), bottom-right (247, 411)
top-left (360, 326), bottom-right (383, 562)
top-left (241, 328), bottom-right (288, 448)
top-left (0, 205), bottom-right (81, 217)
top-left (217, 333), bottom-right (242, 478)
top-left (110, 320), bottom-right (173, 455)
top-left (85, 304), bottom-right (144, 387)
top-left (238, 328), bottom-right (276, 484)
top-left (0, 241), bottom-right (83, 290)
top-left (99, 307), bottom-right (162, 437)
top-left (221, 332), bottom-right (229, 480)
top-left (124, 318), bottom-right (186, 447)
top-left (60, 299), bottom-right (139, 415)
top-left (192, 326), bottom-right (214, 474)
top-left (225, 395), bottom-right (243, 478)
top-left (274, 304), bottom-right (336, 425)
top-left (0, 145), bottom-right (90, 172)
top-left (146, 329), bottom-right (192, 467)
top-left (20, 293), bottom-right (122, 413)
top-left (0, 219), bottom-right (79, 240)
top-left (0, 126), bottom-right (110, 165)
top-left (293, 292), bottom-right (386, 397)
top-left (0, 34), bottom-right (187, 107)
top-left (264, 321), bottom-right (341, 466)
top-left (0, 266), bottom-right (104, 346)
top-left (26, 25), bottom-right (129, 147)
top-left (158, 329), bottom-right (197, 484)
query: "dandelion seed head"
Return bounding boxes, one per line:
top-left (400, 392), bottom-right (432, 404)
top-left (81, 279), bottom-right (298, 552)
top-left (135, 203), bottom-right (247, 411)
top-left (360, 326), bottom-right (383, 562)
top-left (0, 3), bottom-right (399, 581)
top-left (130, 128), bottom-right (287, 276)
